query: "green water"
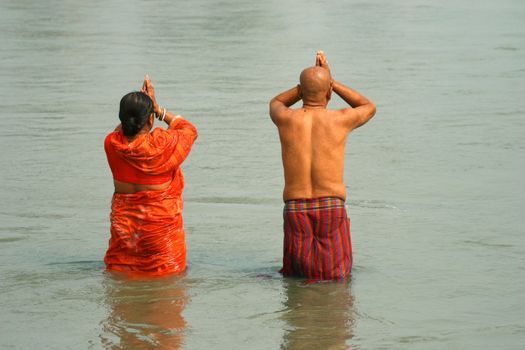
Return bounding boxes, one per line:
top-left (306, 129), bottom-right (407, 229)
top-left (1, 0), bottom-right (524, 348)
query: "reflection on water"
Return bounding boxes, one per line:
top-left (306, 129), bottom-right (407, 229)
top-left (1, 0), bottom-right (523, 347)
top-left (100, 273), bottom-right (188, 349)
top-left (280, 280), bottom-right (355, 350)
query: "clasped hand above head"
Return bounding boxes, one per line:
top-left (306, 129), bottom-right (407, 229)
top-left (316, 50), bottom-right (333, 83)
top-left (140, 74), bottom-right (162, 116)
top-left (140, 75), bottom-right (184, 126)
top-left (315, 50), bottom-right (330, 73)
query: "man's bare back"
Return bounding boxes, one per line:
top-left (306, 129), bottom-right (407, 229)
top-left (270, 51), bottom-right (376, 201)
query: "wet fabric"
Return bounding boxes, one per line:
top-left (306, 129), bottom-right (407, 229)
top-left (281, 197), bottom-right (352, 280)
top-left (104, 118), bottom-right (197, 276)
top-left (104, 170), bottom-right (187, 275)
top-left (104, 118), bottom-right (197, 184)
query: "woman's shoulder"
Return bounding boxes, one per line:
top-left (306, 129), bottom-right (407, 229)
top-left (146, 127), bottom-right (172, 143)
top-left (105, 128), bottom-right (121, 142)
top-left (149, 127), bottom-right (174, 139)
top-left (105, 128), bottom-right (127, 151)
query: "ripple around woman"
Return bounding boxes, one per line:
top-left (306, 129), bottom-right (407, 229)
top-left (103, 75), bottom-right (197, 276)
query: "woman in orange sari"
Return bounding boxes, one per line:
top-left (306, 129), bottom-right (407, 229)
top-left (104, 76), bottom-right (197, 276)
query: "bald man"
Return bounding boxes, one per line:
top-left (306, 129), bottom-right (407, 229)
top-left (269, 51), bottom-right (376, 280)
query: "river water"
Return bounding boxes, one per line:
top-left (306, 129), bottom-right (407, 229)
top-left (1, 0), bottom-right (524, 349)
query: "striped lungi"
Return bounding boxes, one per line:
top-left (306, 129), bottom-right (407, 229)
top-left (280, 197), bottom-right (352, 280)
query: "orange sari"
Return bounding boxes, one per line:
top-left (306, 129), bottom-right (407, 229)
top-left (104, 119), bottom-right (197, 276)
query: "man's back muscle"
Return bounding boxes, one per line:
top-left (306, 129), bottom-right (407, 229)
top-left (269, 51), bottom-right (375, 202)
top-left (277, 108), bottom-right (348, 201)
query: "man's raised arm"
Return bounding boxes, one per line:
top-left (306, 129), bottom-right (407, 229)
top-left (333, 81), bottom-right (376, 130)
top-left (269, 86), bottom-right (301, 125)
top-left (315, 50), bottom-right (376, 130)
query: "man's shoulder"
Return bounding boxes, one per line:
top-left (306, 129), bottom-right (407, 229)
top-left (271, 106), bottom-right (297, 126)
top-left (310, 108), bottom-right (349, 123)
top-left (321, 108), bottom-right (358, 125)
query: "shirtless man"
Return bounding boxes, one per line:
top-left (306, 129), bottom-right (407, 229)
top-left (269, 51), bottom-right (376, 280)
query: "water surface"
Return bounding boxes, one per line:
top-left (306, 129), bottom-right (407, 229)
top-left (1, 0), bottom-right (524, 348)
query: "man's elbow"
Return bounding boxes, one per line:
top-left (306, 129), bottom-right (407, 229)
top-left (369, 103), bottom-right (377, 119)
top-left (269, 98), bottom-right (280, 113)
top-left (358, 103), bottom-right (376, 127)
top-left (269, 100), bottom-right (281, 122)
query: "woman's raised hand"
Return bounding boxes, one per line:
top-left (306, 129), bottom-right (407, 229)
top-left (141, 74), bottom-right (161, 114)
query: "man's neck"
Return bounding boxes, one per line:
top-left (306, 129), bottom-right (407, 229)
top-left (302, 103), bottom-right (326, 110)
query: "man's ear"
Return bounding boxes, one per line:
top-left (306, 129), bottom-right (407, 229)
top-left (326, 80), bottom-right (333, 101)
top-left (297, 84), bottom-right (302, 98)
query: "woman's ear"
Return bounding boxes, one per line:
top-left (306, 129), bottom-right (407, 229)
top-left (147, 113), bottom-right (155, 129)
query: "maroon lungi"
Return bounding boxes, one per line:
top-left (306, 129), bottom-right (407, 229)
top-left (281, 197), bottom-right (352, 280)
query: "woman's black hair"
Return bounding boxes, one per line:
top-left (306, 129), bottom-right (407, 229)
top-left (118, 92), bottom-right (153, 137)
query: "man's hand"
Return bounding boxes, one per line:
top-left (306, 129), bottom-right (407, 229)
top-left (140, 74), bottom-right (161, 115)
top-left (315, 50), bottom-right (331, 76)
top-left (316, 50), bottom-right (333, 91)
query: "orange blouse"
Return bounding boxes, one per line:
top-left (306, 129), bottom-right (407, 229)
top-left (104, 118), bottom-right (197, 185)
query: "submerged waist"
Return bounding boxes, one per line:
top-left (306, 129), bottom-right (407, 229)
top-left (113, 179), bottom-right (171, 194)
top-left (282, 183), bottom-right (346, 203)
top-left (284, 196), bottom-right (346, 211)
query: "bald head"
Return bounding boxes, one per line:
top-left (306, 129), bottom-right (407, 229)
top-left (299, 67), bottom-right (332, 103)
